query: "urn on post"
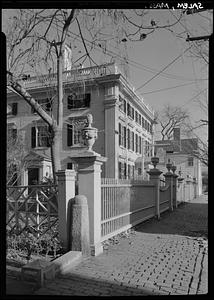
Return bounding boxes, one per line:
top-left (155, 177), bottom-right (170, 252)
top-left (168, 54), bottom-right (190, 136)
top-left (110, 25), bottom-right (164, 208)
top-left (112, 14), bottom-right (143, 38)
top-left (151, 156), bottom-right (159, 169)
top-left (166, 159), bottom-right (172, 173)
top-left (81, 114), bottom-right (98, 152)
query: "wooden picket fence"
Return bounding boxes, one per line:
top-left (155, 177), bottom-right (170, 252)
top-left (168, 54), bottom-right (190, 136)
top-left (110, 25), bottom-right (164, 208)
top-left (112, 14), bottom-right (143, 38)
top-left (6, 184), bottom-right (58, 238)
top-left (101, 178), bottom-right (156, 240)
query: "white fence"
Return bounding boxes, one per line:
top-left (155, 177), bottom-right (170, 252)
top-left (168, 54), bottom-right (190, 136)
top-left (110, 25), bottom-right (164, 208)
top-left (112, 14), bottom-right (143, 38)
top-left (101, 178), bottom-right (156, 240)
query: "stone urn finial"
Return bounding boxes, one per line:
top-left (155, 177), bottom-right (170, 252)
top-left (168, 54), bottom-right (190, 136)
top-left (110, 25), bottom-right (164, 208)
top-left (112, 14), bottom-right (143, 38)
top-left (87, 113), bottom-right (93, 128)
top-left (171, 165), bottom-right (177, 174)
top-left (151, 156), bottom-right (159, 169)
top-left (166, 159), bottom-right (172, 173)
top-left (82, 113), bottom-right (97, 152)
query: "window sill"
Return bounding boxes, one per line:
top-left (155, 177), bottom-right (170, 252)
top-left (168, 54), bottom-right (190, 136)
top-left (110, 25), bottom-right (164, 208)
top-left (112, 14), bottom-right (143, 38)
top-left (67, 107), bottom-right (89, 111)
top-left (69, 145), bottom-right (86, 149)
top-left (7, 114), bottom-right (17, 118)
top-left (33, 147), bottom-right (49, 150)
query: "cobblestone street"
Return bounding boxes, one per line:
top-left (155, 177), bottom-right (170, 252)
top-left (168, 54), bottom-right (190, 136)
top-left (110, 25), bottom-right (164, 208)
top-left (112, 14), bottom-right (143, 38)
top-left (33, 194), bottom-right (208, 296)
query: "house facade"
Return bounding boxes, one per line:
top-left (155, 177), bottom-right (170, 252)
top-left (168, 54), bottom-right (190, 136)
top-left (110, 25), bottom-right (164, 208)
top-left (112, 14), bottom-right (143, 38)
top-left (7, 63), bottom-right (155, 185)
top-left (154, 128), bottom-right (203, 196)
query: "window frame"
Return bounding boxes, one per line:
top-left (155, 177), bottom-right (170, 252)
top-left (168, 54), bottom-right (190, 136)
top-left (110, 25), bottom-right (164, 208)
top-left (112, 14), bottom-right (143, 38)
top-left (31, 124), bottom-right (50, 148)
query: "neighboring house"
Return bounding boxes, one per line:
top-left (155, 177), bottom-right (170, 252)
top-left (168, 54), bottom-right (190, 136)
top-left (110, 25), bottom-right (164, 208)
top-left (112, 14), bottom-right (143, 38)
top-left (7, 63), bottom-right (155, 185)
top-left (154, 128), bottom-right (203, 196)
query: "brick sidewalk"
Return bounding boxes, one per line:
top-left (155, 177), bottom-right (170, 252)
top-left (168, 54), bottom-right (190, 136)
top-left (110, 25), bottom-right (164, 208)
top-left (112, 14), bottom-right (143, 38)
top-left (6, 195), bottom-right (208, 296)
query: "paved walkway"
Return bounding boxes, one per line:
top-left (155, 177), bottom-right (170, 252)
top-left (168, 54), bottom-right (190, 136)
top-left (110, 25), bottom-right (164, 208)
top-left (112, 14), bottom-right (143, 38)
top-left (6, 195), bottom-right (208, 296)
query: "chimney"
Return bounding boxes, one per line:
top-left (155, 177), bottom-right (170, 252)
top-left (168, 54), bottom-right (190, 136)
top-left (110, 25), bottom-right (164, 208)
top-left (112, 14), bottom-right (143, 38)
top-left (173, 127), bottom-right (181, 151)
top-left (173, 127), bottom-right (180, 141)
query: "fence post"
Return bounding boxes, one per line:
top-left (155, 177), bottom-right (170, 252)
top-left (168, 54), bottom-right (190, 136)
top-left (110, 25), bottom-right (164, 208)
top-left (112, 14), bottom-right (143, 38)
top-left (185, 177), bottom-right (191, 201)
top-left (171, 166), bottom-right (178, 208)
top-left (71, 153), bottom-right (107, 256)
top-left (178, 177), bottom-right (184, 203)
top-left (147, 157), bottom-right (162, 220)
top-left (163, 170), bottom-right (173, 212)
top-left (56, 169), bottom-right (76, 252)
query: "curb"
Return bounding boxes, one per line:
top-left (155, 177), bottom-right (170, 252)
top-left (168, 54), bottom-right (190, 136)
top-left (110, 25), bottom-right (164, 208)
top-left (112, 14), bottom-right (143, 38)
top-left (7, 251), bottom-right (83, 290)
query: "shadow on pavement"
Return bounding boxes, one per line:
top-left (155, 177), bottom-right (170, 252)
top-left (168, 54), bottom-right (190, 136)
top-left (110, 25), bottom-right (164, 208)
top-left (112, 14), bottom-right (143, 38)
top-left (35, 271), bottom-right (167, 296)
top-left (134, 202), bottom-right (208, 239)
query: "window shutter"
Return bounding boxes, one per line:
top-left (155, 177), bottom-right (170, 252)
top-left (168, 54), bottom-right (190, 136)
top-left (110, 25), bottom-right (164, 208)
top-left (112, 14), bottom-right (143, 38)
top-left (12, 103), bottom-right (18, 115)
top-left (119, 123), bottom-right (121, 146)
top-left (67, 95), bottom-right (73, 109)
top-left (67, 124), bottom-right (73, 146)
top-left (31, 127), bottom-right (36, 148)
top-left (124, 127), bottom-right (126, 148)
top-left (85, 93), bottom-right (91, 107)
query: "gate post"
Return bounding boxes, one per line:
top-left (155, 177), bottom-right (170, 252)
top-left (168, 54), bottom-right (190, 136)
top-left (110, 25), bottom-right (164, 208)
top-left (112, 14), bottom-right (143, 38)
top-left (147, 157), bottom-right (162, 220)
top-left (163, 163), bottom-right (173, 211)
top-left (178, 176), bottom-right (184, 203)
top-left (56, 169), bottom-right (76, 251)
top-left (71, 153), bottom-right (107, 256)
top-left (171, 166), bottom-right (179, 208)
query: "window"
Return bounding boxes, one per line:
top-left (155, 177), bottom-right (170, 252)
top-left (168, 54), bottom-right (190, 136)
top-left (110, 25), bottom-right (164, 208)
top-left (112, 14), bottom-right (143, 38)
top-left (135, 111), bottom-right (138, 123)
top-left (67, 93), bottom-right (90, 109)
top-left (7, 103), bottom-right (18, 116)
top-left (67, 163), bottom-right (73, 169)
top-left (127, 128), bottom-right (131, 149)
top-left (135, 134), bottom-right (138, 153)
top-left (123, 127), bottom-right (127, 148)
top-left (67, 118), bottom-right (88, 147)
top-left (119, 96), bottom-right (126, 114)
top-left (123, 99), bottom-right (127, 114)
top-left (128, 165), bottom-right (131, 179)
top-left (188, 157), bottom-right (194, 166)
top-left (142, 117), bottom-right (145, 129)
top-left (127, 103), bottom-right (131, 117)
top-left (119, 123), bottom-right (122, 146)
top-left (31, 98), bottom-right (52, 113)
top-left (118, 162), bottom-right (123, 179)
top-left (67, 124), bottom-right (82, 146)
top-left (124, 162), bottom-right (127, 179)
top-left (119, 162), bottom-right (127, 179)
top-left (139, 114), bottom-right (141, 126)
top-left (31, 125), bottom-right (50, 148)
top-left (7, 127), bottom-right (17, 145)
top-left (132, 165), bottom-right (135, 178)
top-left (132, 132), bottom-right (135, 151)
top-left (119, 123), bottom-right (126, 148)
top-left (139, 136), bottom-right (142, 154)
top-left (131, 107), bottom-right (135, 119)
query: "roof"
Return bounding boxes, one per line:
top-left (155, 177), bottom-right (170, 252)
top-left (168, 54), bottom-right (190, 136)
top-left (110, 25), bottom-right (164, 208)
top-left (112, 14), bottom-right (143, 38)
top-left (155, 138), bottom-right (198, 155)
top-left (24, 150), bottom-right (51, 162)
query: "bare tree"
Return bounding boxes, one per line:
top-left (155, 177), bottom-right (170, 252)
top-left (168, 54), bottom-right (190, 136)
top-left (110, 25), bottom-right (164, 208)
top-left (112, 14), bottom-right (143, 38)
top-left (156, 104), bottom-right (190, 140)
top-left (5, 9), bottom-right (188, 182)
top-left (183, 119), bottom-right (208, 166)
top-left (7, 129), bottom-right (28, 185)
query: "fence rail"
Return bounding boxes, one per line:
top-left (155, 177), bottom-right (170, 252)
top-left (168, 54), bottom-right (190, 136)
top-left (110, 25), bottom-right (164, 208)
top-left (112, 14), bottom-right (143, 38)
top-left (6, 184), bottom-right (58, 238)
top-left (101, 178), bottom-right (155, 240)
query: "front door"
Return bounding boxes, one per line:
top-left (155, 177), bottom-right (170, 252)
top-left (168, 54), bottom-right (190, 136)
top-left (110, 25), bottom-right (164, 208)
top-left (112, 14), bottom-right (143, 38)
top-left (28, 168), bottom-right (39, 194)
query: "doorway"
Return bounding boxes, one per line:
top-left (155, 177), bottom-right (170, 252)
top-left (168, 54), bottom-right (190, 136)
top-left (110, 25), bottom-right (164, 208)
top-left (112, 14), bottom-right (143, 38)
top-left (28, 168), bottom-right (39, 194)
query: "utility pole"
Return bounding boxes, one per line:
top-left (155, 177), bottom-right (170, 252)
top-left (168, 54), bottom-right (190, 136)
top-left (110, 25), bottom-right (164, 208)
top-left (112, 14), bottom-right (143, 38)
top-left (185, 8), bottom-right (212, 167)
